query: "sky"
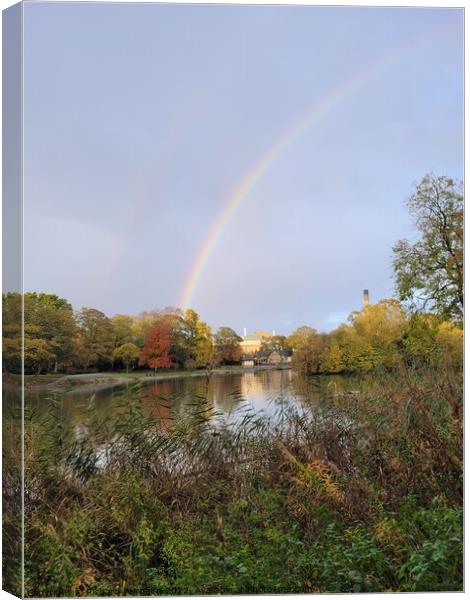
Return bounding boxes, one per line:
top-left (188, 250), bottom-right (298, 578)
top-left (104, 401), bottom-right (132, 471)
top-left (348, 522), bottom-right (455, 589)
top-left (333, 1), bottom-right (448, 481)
top-left (23, 2), bottom-right (463, 334)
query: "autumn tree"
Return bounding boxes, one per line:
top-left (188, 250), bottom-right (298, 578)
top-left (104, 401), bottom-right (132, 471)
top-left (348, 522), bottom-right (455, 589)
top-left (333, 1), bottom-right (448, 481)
top-left (400, 312), bottom-right (462, 370)
top-left (287, 326), bottom-right (317, 350)
top-left (27, 294), bottom-right (77, 373)
top-left (393, 175), bottom-right (463, 322)
top-left (139, 322), bottom-right (174, 372)
top-left (3, 292), bottom-right (77, 374)
top-left (75, 308), bottom-right (115, 370)
top-left (155, 308), bottom-right (192, 367)
top-left (2, 293), bottom-right (22, 373)
top-left (134, 308), bottom-right (192, 367)
top-left (133, 311), bottom-right (160, 347)
top-left (184, 309), bottom-right (214, 368)
top-left (291, 332), bottom-right (329, 374)
top-left (290, 301), bottom-right (406, 375)
top-left (214, 327), bottom-right (242, 365)
top-left (111, 314), bottom-right (135, 346)
top-left (341, 300), bottom-right (406, 371)
top-left (113, 343), bottom-right (140, 373)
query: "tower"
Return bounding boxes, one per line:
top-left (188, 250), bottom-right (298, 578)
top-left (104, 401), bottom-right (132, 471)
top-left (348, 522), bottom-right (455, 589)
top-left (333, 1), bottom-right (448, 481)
top-left (363, 289), bottom-right (369, 307)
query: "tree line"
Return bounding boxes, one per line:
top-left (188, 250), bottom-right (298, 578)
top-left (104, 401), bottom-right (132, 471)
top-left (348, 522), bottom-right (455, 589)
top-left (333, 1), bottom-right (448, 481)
top-left (2, 297), bottom-right (243, 375)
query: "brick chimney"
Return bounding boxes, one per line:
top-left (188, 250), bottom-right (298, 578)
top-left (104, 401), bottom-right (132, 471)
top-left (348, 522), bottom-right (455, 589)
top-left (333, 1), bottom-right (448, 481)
top-left (363, 289), bottom-right (369, 307)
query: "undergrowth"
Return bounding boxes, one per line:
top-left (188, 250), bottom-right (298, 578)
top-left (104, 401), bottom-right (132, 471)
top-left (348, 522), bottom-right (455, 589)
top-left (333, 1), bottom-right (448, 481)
top-left (3, 365), bottom-right (463, 596)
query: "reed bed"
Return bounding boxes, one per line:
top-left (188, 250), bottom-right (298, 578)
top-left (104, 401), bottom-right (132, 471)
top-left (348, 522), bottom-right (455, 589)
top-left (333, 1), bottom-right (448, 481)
top-left (3, 365), bottom-right (463, 596)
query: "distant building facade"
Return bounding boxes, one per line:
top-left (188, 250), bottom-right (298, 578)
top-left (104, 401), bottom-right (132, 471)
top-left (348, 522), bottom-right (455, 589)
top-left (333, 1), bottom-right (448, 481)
top-left (239, 330), bottom-right (272, 356)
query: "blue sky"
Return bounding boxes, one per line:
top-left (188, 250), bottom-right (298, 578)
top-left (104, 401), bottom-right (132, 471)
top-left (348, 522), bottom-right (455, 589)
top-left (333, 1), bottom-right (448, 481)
top-left (23, 3), bottom-right (463, 334)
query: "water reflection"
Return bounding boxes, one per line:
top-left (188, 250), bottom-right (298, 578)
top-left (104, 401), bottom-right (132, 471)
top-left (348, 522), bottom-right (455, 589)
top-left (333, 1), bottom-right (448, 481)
top-left (17, 369), bottom-right (365, 431)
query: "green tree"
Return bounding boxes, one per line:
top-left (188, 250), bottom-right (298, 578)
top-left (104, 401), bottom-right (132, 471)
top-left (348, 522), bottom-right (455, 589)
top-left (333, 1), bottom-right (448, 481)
top-left (112, 314), bottom-right (135, 346)
top-left (2, 293), bottom-right (22, 373)
top-left (75, 308), bottom-right (115, 370)
top-left (214, 327), bottom-right (242, 365)
top-left (113, 342), bottom-right (140, 373)
top-left (27, 294), bottom-right (77, 373)
top-left (184, 309), bottom-right (214, 368)
top-left (393, 175), bottom-right (463, 321)
top-left (2, 292), bottom-right (76, 374)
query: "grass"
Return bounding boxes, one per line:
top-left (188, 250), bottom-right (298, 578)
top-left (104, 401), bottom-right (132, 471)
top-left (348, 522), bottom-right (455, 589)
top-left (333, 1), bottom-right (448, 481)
top-left (3, 363), bottom-right (463, 596)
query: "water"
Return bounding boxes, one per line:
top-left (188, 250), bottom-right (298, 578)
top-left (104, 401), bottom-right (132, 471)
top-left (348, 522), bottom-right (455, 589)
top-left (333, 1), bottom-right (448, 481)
top-left (13, 368), bottom-right (363, 430)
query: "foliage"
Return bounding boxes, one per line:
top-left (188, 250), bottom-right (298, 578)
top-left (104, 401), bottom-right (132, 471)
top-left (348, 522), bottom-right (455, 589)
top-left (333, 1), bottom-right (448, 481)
top-left (3, 292), bottom-right (77, 374)
top-left (393, 175), bottom-right (463, 321)
top-left (3, 295), bottom-right (234, 375)
top-left (13, 361), bottom-right (462, 597)
top-left (113, 343), bottom-right (140, 372)
top-left (289, 298), bottom-right (462, 376)
top-left (111, 314), bottom-right (135, 346)
top-left (139, 322), bottom-right (175, 371)
top-left (287, 326), bottom-right (317, 350)
top-left (214, 327), bottom-right (242, 365)
top-left (291, 332), bottom-right (329, 374)
top-left (75, 308), bottom-right (115, 370)
top-left (184, 309), bottom-right (214, 368)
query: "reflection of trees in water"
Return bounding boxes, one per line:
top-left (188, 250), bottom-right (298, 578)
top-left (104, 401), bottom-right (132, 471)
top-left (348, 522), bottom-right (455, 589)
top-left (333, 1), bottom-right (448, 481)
top-left (142, 377), bottom-right (215, 426)
top-left (210, 375), bottom-right (245, 414)
top-left (291, 373), bottom-right (373, 414)
top-left (17, 370), bottom-right (368, 438)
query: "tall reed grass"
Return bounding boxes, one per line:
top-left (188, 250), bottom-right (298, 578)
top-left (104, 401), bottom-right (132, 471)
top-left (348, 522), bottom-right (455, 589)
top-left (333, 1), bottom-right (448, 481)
top-left (3, 364), bottom-right (463, 596)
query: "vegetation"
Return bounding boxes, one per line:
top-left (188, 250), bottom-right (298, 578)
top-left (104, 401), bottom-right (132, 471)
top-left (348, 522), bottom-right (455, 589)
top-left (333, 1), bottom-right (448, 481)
top-left (2, 298), bottom-right (239, 375)
top-left (291, 299), bottom-right (462, 376)
top-left (393, 174), bottom-right (463, 321)
top-left (2, 358), bottom-right (462, 596)
top-left (213, 327), bottom-right (242, 365)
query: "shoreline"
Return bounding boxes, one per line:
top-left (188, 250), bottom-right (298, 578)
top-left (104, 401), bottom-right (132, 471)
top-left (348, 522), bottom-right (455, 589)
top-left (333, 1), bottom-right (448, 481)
top-left (18, 364), bottom-right (292, 394)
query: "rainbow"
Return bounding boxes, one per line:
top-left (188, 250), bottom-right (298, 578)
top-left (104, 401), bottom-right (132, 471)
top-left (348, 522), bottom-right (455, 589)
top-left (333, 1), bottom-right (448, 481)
top-left (179, 21), bottom-right (453, 311)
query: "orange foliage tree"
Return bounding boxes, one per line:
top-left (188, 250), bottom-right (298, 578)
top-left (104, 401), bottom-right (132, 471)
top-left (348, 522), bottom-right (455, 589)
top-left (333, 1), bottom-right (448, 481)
top-left (139, 321), bottom-right (174, 371)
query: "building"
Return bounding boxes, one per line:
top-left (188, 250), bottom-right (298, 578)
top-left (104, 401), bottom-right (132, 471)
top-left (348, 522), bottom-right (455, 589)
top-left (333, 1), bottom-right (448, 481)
top-left (239, 330), bottom-right (273, 355)
top-left (255, 349), bottom-right (292, 365)
top-left (241, 356), bottom-right (255, 368)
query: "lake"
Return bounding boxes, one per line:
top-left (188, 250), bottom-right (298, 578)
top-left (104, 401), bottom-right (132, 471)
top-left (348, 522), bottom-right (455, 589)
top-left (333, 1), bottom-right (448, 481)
top-left (14, 368), bottom-right (363, 431)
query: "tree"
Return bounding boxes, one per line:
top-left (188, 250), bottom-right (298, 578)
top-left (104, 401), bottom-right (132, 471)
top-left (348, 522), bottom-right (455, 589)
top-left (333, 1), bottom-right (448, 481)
top-left (393, 175), bottom-right (463, 321)
top-left (214, 327), bottom-right (242, 365)
top-left (75, 308), bottom-right (115, 370)
top-left (113, 343), bottom-right (140, 373)
top-left (26, 294), bottom-right (77, 372)
top-left (260, 335), bottom-right (292, 353)
top-left (400, 312), bottom-right (462, 370)
top-left (139, 322), bottom-right (174, 372)
top-left (184, 309), bottom-right (214, 368)
top-left (344, 300), bottom-right (406, 370)
top-left (287, 326), bottom-right (317, 350)
top-left (2, 292), bottom-right (77, 374)
top-left (111, 314), bottom-right (135, 346)
top-left (291, 333), bottom-right (329, 374)
top-left (156, 308), bottom-right (191, 368)
top-left (2, 293), bottom-right (22, 373)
